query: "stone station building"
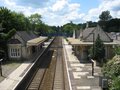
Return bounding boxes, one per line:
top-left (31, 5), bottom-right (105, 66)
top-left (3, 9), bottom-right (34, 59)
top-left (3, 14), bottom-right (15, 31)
top-left (8, 31), bottom-right (47, 59)
top-left (67, 25), bottom-right (117, 62)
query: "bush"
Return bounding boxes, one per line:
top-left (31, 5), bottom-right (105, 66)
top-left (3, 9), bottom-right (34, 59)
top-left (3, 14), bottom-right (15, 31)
top-left (114, 46), bottom-right (120, 55)
top-left (102, 55), bottom-right (120, 89)
top-left (110, 76), bottom-right (120, 90)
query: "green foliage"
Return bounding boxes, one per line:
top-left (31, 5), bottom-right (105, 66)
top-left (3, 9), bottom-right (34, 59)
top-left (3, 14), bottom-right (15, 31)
top-left (11, 12), bottom-right (30, 31)
top-left (28, 13), bottom-right (42, 32)
top-left (1, 28), bottom-right (16, 40)
top-left (89, 34), bottom-right (105, 62)
top-left (99, 10), bottom-right (112, 21)
top-left (6, 28), bottom-right (16, 40)
top-left (114, 46), bottom-right (120, 55)
top-left (99, 10), bottom-right (112, 30)
top-left (104, 18), bottom-right (120, 32)
top-left (62, 22), bottom-right (78, 36)
top-left (28, 13), bottom-right (42, 24)
top-left (86, 21), bottom-right (97, 27)
top-left (102, 55), bottom-right (120, 89)
top-left (0, 7), bottom-right (32, 33)
top-left (110, 76), bottom-right (120, 90)
top-left (0, 7), bottom-right (13, 33)
top-left (98, 11), bottom-right (120, 33)
top-left (63, 24), bottom-right (73, 36)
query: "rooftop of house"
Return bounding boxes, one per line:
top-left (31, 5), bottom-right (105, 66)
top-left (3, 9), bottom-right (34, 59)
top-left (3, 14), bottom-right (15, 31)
top-left (16, 31), bottom-right (38, 42)
top-left (69, 25), bottom-right (117, 45)
top-left (80, 25), bottom-right (113, 42)
top-left (8, 39), bottom-right (21, 44)
top-left (9, 31), bottom-right (48, 46)
top-left (67, 37), bottom-right (117, 45)
top-left (8, 31), bottom-right (38, 44)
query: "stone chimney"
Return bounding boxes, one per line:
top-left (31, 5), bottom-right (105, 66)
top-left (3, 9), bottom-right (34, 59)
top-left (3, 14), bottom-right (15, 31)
top-left (86, 22), bottom-right (89, 28)
top-left (73, 30), bottom-right (75, 38)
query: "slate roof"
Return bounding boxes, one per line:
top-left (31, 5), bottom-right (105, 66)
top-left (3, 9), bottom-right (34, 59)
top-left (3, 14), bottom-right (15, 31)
top-left (81, 27), bottom-right (94, 39)
top-left (27, 37), bottom-right (48, 46)
top-left (8, 39), bottom-right (21, 44)
top-left (81, 25), bottom-right (112, 42)
top-left (16, 31), bottom-right (38, 42)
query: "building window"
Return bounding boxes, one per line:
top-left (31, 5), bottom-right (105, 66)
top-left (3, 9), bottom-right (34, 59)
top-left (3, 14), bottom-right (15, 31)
top-left (10, 48), bottom-right (20, 57)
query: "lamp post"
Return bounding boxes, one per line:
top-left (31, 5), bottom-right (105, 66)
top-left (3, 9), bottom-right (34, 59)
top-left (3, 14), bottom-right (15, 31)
top-left (90, 32), bottom-right (95, 76)
top-left (88, 55), bottom-right (94, 76)
top-left (0, 59), bottom-right (3, 76)
top-left (0, 23), bottom-right (5, 76)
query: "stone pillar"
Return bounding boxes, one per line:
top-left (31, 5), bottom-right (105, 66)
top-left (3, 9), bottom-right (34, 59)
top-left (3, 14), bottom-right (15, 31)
top-left (80, 46), bottom-right (88, 61)
top-left (75, 46), bottom-right (77, 55)
top-left (36, 46), bottom-right (39, 52)
top-left (105, 46), bottom-right (108, 59)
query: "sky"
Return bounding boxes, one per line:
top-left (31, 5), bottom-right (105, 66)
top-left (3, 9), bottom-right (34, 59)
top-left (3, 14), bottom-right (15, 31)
top-left (0, 0), bottom-right (120, 26)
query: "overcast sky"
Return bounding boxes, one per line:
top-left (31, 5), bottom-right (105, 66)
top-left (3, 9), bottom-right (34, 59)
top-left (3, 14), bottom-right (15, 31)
top-left (0, 0), bottom-right (120, 26)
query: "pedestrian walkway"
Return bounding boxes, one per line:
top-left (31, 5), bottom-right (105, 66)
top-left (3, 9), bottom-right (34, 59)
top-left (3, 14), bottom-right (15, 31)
top-left (0, 49), bottom-right (45, 90)
top-left (63, 39), bottom-right (102, 90)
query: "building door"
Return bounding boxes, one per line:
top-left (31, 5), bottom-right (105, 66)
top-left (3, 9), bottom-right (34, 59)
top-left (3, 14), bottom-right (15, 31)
top-left (32, 46), bottom-right (36, 53)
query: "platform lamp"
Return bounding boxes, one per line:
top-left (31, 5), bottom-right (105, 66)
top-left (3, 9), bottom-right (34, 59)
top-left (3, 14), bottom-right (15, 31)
top-left (0, 59), bottom-right (3, 76)
top-left (90, 32), bottom-right (95, 76)
top-left (0, 23), bottom-right (5, 76)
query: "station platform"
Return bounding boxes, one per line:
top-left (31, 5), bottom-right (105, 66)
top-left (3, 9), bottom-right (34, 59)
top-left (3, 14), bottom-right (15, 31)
top-left (0, 49), bottom-right (44, 90)
top-left (63, 39), bottom-right (102, 90)
top-left (0, 38), bottom-right (102, 90)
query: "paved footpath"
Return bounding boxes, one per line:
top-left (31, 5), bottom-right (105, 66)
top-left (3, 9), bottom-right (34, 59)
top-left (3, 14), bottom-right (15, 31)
top-left (63, 39), bottom-right (102, 90)
top-left (0, 49), bottom-right (44, 90)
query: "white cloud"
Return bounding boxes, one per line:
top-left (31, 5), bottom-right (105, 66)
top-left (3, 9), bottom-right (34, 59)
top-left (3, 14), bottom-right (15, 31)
top-left (50, 0), bottom-right (67, 12)
top-left (0, 0), bottom-right (83, 26)
top-left (4, 0), bottom-right (16, 6)
top-left (68, 3), bottom-right (80, 11)
top-left (84, 0), bottom-right (120, 22)
top-left (2, 0), bottom-right (120, 26)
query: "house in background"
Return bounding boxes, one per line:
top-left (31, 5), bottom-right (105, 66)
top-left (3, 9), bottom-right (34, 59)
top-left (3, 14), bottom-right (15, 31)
top-left (8, 31), bottom-right (47, 60)
top-left (108, 32), bottom-right (120, 45)
top-left (68, 25), bottom-right (117, 62)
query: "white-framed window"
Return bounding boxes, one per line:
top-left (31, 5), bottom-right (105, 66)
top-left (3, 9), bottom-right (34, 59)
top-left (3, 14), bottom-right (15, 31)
top-left (10, 48), bottom-right (20, 57)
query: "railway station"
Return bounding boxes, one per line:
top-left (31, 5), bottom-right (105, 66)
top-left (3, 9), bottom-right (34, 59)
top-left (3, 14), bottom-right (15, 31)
top-left (1, 0), bottom-right (120, 89)
top-left (0, 37), bottom-right (103, 90)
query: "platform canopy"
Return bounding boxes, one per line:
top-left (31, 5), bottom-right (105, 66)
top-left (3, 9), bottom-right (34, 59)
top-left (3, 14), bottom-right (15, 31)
top-left (67, 38), bottom-right (117, 46)
top-left (27, 37), bottom-right (47, 46)
top-left (67, 38), bottom-right (81, 45)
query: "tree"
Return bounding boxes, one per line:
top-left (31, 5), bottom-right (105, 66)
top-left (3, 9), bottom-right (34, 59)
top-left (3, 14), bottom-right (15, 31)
top-left (86, 21), bottom-right (97, 27)
top-left (62, 22), bottom-right (78, 36)
top-left (99, 10), bottom-right (112, 21)
top-left (0, 27), bottom-right (16, 61)
top-left (104, 18), bottom-right (120, 32)
top-left (99, 11), bottom-right (112, 30)
top-left (28, 13), bottom-right (53, 36)
top-left (0, 7), bottom-right (13, 33)
top-left (11, 12), bottom-right (30, 31)
top-left (28, 13), bottom-right (42, 31)
top-left (29, 13), bottom-right (42, 24)
top-left (63, 24), bottom-right (73, 36)
top-left (89, 34), bottom-right (105, 63)
top-left (0, 7), bottom-right (31, 32)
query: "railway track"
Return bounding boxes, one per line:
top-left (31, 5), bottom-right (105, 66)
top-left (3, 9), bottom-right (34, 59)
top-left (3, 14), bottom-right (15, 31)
top-left (25, 37), bottom-right (65, 90)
